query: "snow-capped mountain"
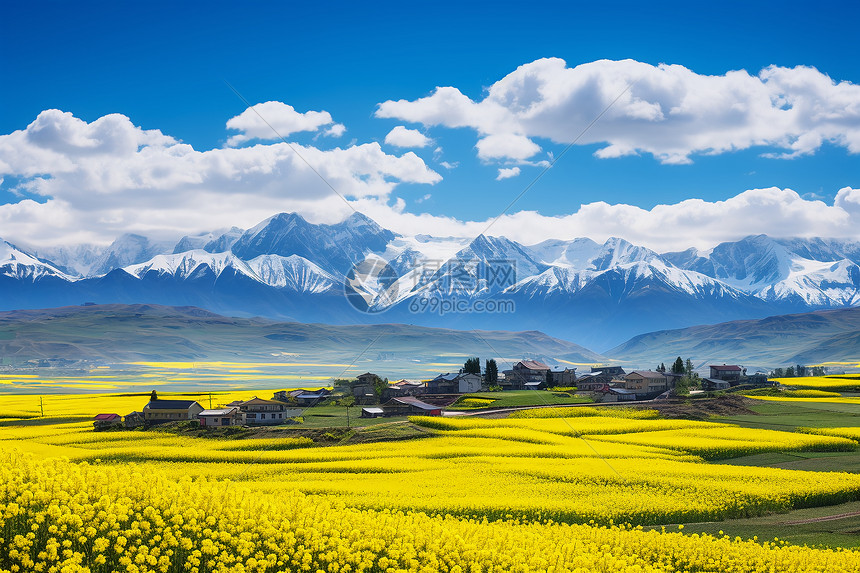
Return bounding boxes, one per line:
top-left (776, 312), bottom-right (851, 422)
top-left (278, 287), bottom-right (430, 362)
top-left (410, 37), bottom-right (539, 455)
top-left (0, 239), bottom-right (72, 281)
top-left (3, 212), bottom-right (860, 349)
top-left (663, 235), bottom-right (860, 308)
top-left (124, 250), bottom-right (338, 294)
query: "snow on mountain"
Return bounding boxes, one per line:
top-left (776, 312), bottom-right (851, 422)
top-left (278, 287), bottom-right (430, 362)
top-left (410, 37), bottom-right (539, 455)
top-left (230, 212), bottom-right (394, 275)
top-left (509, 252), bottom-right (746, 301)
top-left (203, 227), bottom-right (244, 253)
top-left (27, 243), bottom-right (105, 277)
top-left (122, 250), bottom-right (337, 293)
top-left (245, 254), bottom-right (338, 293)
top-left (91, 234), bottom-right (175, 276)
top-left (664, 235), bottom-right (860, 306)
top-left (0, 239), bottom-right (73, 281)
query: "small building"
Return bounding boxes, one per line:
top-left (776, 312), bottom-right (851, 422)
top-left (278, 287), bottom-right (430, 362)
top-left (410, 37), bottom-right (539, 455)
top-left (360, 407), bottom-right (385, 418)
top-left (702, 378), bottom-right (731, 391)
top-left (143, 399), bottom-right (204, 424)
top-left (574, 373), bottom-right (605, 391)
top-left (427, 372), bottom-right (482, 394)
top-left (623, 371), bottom-right (669, 393)
top-left (237, 397), bottom-right (297, 425)
top-left (93, 413), bottom-right (122, 429)
top-left (380, 396), bottom-right (443, 416)
top-left (294, 392), bottom-right (329, 407)
top-left (198, 407), bottom-right (241, 427)
top-left (383, 379), bottom-right (427, 400)
top-left (352, 384), bottom-right (377, 405)
top-left (357, 372), bottom-right (379, 386)
top-left (549, 367), bottom-right (577, 387)
top-left (709, 364), bottom-right (745, 382)
top-left (124, 411), bottom-right (145, 429)
top-left (602, 387), bottom-right (638, 402)
top-left (501, 360), bottom-right (551, 390)
top-left (273, 388), bottom-right (331, 403)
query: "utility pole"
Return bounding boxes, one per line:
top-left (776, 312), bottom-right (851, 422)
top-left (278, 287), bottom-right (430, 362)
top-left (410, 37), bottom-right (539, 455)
top-left (208, 392), bottom-right (212, 409)
top-left (39, 396), bottom-right (44, 417)
top-left (346, 404), bottom-right (350, 429)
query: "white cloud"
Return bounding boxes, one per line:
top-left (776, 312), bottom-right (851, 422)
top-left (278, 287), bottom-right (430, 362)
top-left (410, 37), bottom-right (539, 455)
top-left (323, 123), bottom-right (346, 137)
top-left (0, 109), bottom-right (440, 246)
top-left (476, 134), bottom-right (540, 161)
top-left (496, 167), bottom-right (521, 180)
top-left (384, 126), bottom-right (432, 148)
top-left (439, 161), bottom-right (458, 170)
top-left (348, 187), bottom-right (860, 253)
top-left (2, 112), bottom-right (859, 255)
top-left (376, 58), bottom-right (860, 164)
top-left (225, 101), bottom-right (340, 146)
top-left (415, 193), bottom-right (432, 203)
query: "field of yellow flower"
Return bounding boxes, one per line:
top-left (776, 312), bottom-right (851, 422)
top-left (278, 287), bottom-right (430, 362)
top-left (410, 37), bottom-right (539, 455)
top-left (3, 392), bottom-right (860, 571)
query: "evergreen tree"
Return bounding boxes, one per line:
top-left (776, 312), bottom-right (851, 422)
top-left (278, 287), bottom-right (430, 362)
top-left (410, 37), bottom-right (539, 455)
top-left (672, 357), bottom-right (685, 375)
top-left (150, 390), bottom-right (158, 402)
top-left (463, 357), bottom-right (481, 375)
top-left (485, 359), bottom-right (498, 384)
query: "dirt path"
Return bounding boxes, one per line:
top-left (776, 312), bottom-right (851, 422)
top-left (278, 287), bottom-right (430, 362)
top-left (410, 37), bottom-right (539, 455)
top-left (780, 511), bottom-right (860, 525)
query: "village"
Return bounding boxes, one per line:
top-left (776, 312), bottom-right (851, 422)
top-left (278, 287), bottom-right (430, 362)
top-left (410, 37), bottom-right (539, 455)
top-left (92, 359), bottom-right (774, 429)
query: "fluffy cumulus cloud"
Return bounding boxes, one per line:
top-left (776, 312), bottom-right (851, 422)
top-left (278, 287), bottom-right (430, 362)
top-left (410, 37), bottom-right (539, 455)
top-left (384, 126), bottom-right (432, 148)
top-left (0, 109), bottom-right (440, 246)
top-left (376, 58), bottom-right (860, 165)
top-left (496, 167), bottom-right (521, 180)
top-left (225, 101), bottom-right (344, 146)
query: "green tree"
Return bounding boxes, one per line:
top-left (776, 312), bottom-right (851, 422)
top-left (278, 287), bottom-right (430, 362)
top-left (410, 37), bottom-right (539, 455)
top-left (684, 358), bottom-right (694, 377)
top-left (372, 376), bottom-right (388, 400)
top-left (773, 367), bottom-right (784, 377)
top-left (463, 357), bottom-right (481, 375)
top-left (812, 366), bottom-right (826, 376)
top-left (786, 366), bottom-right (796, 377)
top-left (672, 357), bottom-right (685, 375)
top-left (485, 359), bottom-right (498, 384)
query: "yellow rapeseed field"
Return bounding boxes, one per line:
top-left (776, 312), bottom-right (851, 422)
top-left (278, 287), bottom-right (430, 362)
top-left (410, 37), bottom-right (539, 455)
top-left (3, 392), bottom-right (860, 571)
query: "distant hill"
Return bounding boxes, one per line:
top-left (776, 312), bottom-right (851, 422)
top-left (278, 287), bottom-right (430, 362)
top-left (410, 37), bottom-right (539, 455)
top-left (0, 304), bottom-right (605, 370)
top-left (607, 307), bottom-right (860, 371)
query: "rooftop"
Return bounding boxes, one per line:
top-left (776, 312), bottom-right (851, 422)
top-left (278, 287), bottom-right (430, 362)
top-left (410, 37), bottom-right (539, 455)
top-left (145, 399), bottom-right (201, 410)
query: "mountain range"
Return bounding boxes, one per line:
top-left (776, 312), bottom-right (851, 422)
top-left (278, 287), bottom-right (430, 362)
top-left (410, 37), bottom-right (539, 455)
top-left (609, 307), bottom-right (860, 371)
top-left (0, 304), bottom-right (603, 376)
top-left (3, 211), bottom-right (860, 350)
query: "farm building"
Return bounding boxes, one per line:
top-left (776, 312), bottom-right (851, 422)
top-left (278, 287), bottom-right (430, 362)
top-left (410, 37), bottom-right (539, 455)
top-left (427, 372), bottom-right (482, 394)
top-left (143, 399), bottom-right (204, 424)
top-left (360, 407), bottom-right (385, 418)
top-left (198, 407), bottom-right (242, 427)
top-left (702, 378), bottom-right (731, 391)
top-left (124, 411), bottom-right (145, 429)
top-left (93, 413), bottom-right (122, 429)
top-left (602, 387), bottom-right (638, 402)
top-left (237, 397), bottom-right (300, 425)
top-left (380, 396), bottom-right (443, 416)
top-left (709, 364), bottom-right (745, 382)
top-left (502, 360), bottom-right (551, 390)
top-left (383, 379), bottom-right (427, 399)
top-left (549, 367), bottom-right (577, 386)
top-left (623, 371), bottom-right (669, 393)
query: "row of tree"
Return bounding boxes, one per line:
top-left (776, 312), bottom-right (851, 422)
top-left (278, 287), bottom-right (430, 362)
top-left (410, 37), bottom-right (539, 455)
top-left (463, 357), bottom-right (499, 384)
top-left (772, 365), bottom-right (826, 377)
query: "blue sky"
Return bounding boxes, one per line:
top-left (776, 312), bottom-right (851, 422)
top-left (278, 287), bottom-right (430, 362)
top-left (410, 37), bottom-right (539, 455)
top-left (2, 0), bottom-right (860, 250)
